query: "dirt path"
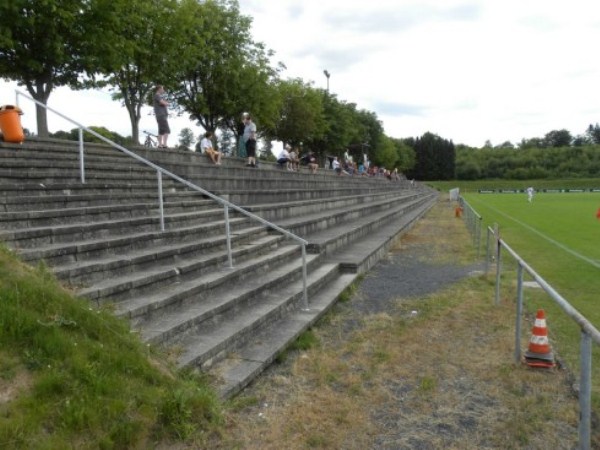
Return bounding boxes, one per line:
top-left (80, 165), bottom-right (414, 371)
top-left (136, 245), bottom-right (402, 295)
top-left (213, 200), bottom-right (581, 449)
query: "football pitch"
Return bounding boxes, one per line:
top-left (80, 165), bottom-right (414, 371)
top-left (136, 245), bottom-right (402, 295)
top-left (462, 192), bottom-right (600, 314)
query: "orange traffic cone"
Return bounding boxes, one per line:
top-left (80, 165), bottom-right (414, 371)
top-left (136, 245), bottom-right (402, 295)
top-left (524, 309), bottom-right (555, 368)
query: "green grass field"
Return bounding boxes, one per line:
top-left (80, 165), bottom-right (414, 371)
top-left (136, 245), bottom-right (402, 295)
top-left (461, 191), bottom-right (600, 406)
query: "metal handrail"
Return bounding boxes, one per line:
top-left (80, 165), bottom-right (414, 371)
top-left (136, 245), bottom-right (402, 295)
top-left (15, 89), bottom-right (310, 308)
top-left (483, 224), bottom-right (600, 450)
top-left (458, 196), bottom-right (482, 257)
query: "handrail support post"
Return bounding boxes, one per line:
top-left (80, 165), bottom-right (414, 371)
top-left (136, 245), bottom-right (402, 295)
top-left (515, 262), bottom-right (523, 364)
top-left (157, 170), bottom-right (165, 232)
top-left (494, 224), bottom-right (501, 305)
top-left (301, 244), bottom-right (309, 310)
top-left (224, 205), bottom-right (233, 269)
top-left (78, 128), bottom-right (85, 184)
top-left (579, 331), bottom-right (592, 450)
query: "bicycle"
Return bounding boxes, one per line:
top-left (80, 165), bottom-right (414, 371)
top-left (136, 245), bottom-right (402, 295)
top-left (143, 131), bottom-right (158, 147)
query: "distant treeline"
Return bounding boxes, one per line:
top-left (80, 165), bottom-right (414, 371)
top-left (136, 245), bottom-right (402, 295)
top-left (50, 127), bottom-right (132, 146)
top-left (455, 145), bottom-right (600, 180)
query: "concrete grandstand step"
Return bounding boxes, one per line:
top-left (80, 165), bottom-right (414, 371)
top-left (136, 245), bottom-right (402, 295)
top-left (222, 187), bottom-right (400, 205)
top-left (270, 191), bottom-right (433, 240)
top-left (0, 191), bottom-right (203, 213)
top-left (54, 228), bottom-right (277, 287)
top-left (132, 250), bottom-right (321, 346)
top-left (210, 272), bottom-right (357, 398)
top-left (76, 233), bottom-right (284, 304)
top-left (243, 191), bottom-right (419, 221)
top-left (0, 198), bottom-right (216, 229)
top-left (170, 260), bottom-right (338, 370)
top-left (15, 218), bottom-right (254, 265)
top-left (0, 181), bottom-right (188, 200)
top-left (0, 207), bottom-right (247, 249)
top-left (301, 193), bottom-right (438, 256)
top-left (327, 195), bottom-right (437, 273)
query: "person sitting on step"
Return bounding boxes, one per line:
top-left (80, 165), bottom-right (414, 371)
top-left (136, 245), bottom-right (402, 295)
top-left (277, 144), bottom-right (292, 170)
top-left (200, 131), bottom-right (222, 165)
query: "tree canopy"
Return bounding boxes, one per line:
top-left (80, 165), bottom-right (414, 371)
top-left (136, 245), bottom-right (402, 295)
top-left (0, 0), bottom-right (95, 136)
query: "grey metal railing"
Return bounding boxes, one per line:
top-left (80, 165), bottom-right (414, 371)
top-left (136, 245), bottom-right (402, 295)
top-left (484, 224), bottom-right (600, 450)
top-left (15, 90), bottom-right (311, 309)
top-left (458, 196), bottom-right (482, 257)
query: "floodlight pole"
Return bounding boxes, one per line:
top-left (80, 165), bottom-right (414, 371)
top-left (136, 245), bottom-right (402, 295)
top-left (323, 70), bottom-right (330, 92)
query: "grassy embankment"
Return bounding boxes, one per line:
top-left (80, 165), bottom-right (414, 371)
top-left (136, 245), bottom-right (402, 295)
top-left (0, 246), bottom-right (223, 449)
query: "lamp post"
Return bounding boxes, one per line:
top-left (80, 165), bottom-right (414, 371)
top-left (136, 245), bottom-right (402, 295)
top-left (323, 70), bottom-right (330, 92)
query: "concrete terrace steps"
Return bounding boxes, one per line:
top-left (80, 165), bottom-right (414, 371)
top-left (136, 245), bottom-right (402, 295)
top-left (84, 235), bottom-right (296, 313)
top-left (300, 194), bottom-right (437, 255)
top-left (134, 249), bottom-right (322, 347)
top-left (13, 217), bottom-right (253, 265)
top-left (223, 187), bottom-right (402, 205)
top-left (274, 192), bottom-right (435, 241)
top-left (211, 272), bottom-right (357, 397)
top-left (79, 230), bottom-right (286, 304)
top-left (0, 198), bottom-right (216, 229)
top-left (0, 208), bottom-right (247, 250)
top-left (0, 137), bottom-right (437, 398)
top-left (54, 227), bottom-right (275, 288)
top-left (113, 236), bottom-right (297, 325)
top-left (243, 190), bottom-right (421, 221)
top-left (172, 260), bottom-right (338, 370)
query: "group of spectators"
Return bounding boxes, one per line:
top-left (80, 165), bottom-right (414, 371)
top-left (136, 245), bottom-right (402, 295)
top-left (152, 86), bottom-right (402, 180)
top-left (330, 153), bottom-right (402, 181)
top-left (276, 145), bottom-right (317, 173)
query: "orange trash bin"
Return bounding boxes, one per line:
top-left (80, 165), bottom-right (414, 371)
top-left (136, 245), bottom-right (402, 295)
top-left (0, 105), bottom-right (25, 143)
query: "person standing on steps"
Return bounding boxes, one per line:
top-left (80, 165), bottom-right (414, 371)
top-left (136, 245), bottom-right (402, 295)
top-left (243, 113), bottom-right (257, 167)
top-left (153, 85), bottom-right (170, 149)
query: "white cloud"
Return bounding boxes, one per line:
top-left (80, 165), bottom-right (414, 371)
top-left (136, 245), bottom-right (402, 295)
top-left (240, 0), bottom-right (600, 146)
top-left (2, 0), bottom-right (600, 148)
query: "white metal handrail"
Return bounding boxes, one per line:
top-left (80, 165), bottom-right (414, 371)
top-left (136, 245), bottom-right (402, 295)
top-left (15, 89), bottom-right (310, 308)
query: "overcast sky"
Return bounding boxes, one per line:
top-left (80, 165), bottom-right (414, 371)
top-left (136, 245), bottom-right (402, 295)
top-left (2, 0), bottom-right (599, 148)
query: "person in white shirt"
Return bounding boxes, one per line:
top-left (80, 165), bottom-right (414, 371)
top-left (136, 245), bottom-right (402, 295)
top-left (332, 156), bottom-right (342, 175)
top-left (277, 145), bottom-right (292, 170)
top-left (526, 187), bottom-right (534, 203)
top-left (201, 131), bottom-right (221, 165)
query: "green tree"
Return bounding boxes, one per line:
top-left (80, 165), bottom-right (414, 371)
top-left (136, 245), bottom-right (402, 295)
top-left (374, 135), bottom-right (398, 169)
top-left (265, 78), bottom-right (326, 146)
top-left (406, 132), bottom-right (455, 180)
top-left (218, 128), bottom-right (235, 155)
top-left (173, 0), bottom-right (278, 140)
top-left (544, 129), bottom-right (572, 148)
top-left (586, 123), bottom-right (600, 144)
top-left (96, 0), bottom-right (182, 144)
top-left (0, 0), bottom-right (93, 136)
top-left (305, 94), bottom-right (362, 158)
top-left (390, 138), bottom-right (416, 173)
top-left (519, 137), bottom-right (545, 149)
top-left (354, 109), bottom-right (384, 163)
top-left (178, 127), bottom-right (195, 150)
